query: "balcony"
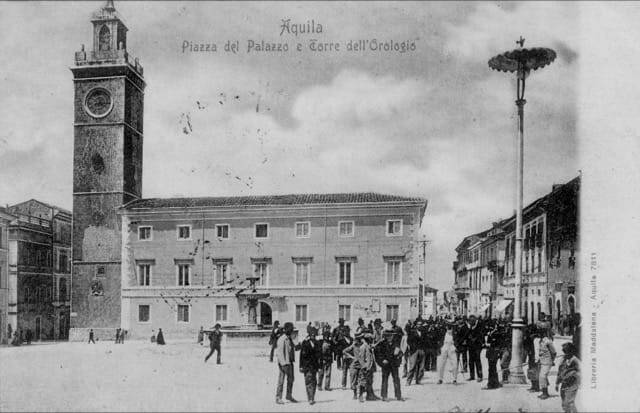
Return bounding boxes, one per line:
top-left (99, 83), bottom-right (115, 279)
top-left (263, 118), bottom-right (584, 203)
top-left (75, 47), bottom-right (143, 77)
top-left (487, 259), bottom-right (504, 273)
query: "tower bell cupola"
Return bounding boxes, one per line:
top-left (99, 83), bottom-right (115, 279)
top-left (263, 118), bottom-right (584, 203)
top-left (75, 0), bottom-right (143, 76)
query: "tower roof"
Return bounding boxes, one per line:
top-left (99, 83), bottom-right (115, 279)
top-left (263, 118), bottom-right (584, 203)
top-left (91, 0), bottom-right (126, 27)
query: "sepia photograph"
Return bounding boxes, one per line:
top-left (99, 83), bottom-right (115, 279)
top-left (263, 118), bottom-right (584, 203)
top-left (1, 1), bottom-right (639, 412)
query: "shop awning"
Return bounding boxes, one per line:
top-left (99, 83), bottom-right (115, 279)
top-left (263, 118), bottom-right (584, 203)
top-left (495, 299), bottom-right (514, 312)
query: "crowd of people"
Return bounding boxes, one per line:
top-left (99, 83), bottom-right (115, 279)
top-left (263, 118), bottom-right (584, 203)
top-left (265, 313), bottom-right (581, 412)
top-left (72, 311), bottom-right (580, 412)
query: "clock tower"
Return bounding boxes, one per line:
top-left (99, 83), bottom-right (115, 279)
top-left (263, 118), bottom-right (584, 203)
top-left (70, 1), bottom-right (145, 339)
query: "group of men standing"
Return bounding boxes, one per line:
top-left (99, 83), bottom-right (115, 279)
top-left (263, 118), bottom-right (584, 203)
top-left (270, 317), bottom-right (406, 404)
top-left (269, 313), bottom-right (579, 411)
top-left (268, 314), bottom-right (519, 405)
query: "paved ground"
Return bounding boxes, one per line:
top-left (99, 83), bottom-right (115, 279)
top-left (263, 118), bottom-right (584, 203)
top-left (0, 339), bottom-right (570, 412)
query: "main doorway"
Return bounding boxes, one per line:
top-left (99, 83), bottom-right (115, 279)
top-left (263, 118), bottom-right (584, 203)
top-left (259, 302), bottom-right (272, 326)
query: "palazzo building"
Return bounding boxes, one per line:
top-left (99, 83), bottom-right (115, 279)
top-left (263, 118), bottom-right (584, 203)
top-left (118, 194), bottom-right (426, 338)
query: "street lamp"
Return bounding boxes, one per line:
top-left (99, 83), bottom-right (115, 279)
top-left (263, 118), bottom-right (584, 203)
top-left (488, 37), bottom-right (555, 384)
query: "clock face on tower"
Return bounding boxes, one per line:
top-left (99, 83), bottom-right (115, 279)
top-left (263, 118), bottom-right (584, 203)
top-left (84, 87), bottom-right (113, 118)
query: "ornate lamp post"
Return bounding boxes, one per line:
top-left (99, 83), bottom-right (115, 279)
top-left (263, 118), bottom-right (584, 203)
top-left (489, 37), bottom-right (555, 384)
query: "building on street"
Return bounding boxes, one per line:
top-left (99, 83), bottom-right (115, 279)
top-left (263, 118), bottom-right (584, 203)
top-left (421, 285), bottom-right (438, 317)
top-left (453, 175), bottom-right (580, 327)
top-left (502, 176), bottom-right (580, 329)
top-left (117, 193), bottom-right (427, 338)
top-left (5, 200), bottom-right (72, 341)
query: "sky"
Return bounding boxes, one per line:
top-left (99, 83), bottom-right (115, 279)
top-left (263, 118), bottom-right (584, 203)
top-left (0, 1), bottom-right (580, 291)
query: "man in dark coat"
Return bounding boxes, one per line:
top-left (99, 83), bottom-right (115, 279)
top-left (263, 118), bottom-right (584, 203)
top-left (205, 324), bottom-right (223, 364)
top-left (156, 328), bottom-right (165, 345)
top-left (115, 328), bottom-right (121, 344)
top-left (454, 318), bottom-right (468, 374)
top-left (499, 318), bottom-right (512, 383)
top-left (332, 318), bottom-right (352, 388)
top-left (389, 319), bottom-right (404, 348)
top-left (375, 329), bottom-right (403, 401)
top-left (269, 321), bottom-right (281, 362)
top-left (88, 329), bottom-right (95, 344)
top-left (483, 320), bottom-right (502, 389)
top-left (466, 315), bottom-right (484, 382)
top-left (299, 326), bottom-right (321, 405)
top-left (317, 327), bottom-right (333, 391)
top-left (524, 325), bottom-right (539, 392)
top-left (424, 322), bottom-right (439, 372)
top-left (406, 320), bottom-right (426, 385)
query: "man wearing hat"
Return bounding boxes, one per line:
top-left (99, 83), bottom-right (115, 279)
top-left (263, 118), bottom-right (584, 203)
top-left (331, 317), bottom-right (351, 370)
top-left (389, 319), bottom-right (404, 348)
top-left (406, 320), bottom-right (426, 385)
top-left (466, 315), bottom-right (484, 382)
top-left (453, 317), bottom-right (468, 375)
top-left (373, 318), bottom-right (384, 345)
top-left (204, 323), bottom-right (223, 364)
top-left (332, 318), bottom-right (352, 388)
top-left (374, 328), bottom-right (403, 401)
top-left (556, 342), bottom-right (580, 413)
top-left (299, 325), bottom-right (321, 405)
top-left (524, 324), bottom-right (540, 393)
top-left (343, 331), bottom-right (373, 402)
top-left (317, 326), bottom-right (333, 391)
top-left (363, 332), bottom-right (381, 401)
top-left (276, 322), bottom-right (298, 404)
top-left (499, 316), bottom-right (512, 383)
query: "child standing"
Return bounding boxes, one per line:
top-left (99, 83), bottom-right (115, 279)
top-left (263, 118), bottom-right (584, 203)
top-left (556, 342), bottom-right (581, 413)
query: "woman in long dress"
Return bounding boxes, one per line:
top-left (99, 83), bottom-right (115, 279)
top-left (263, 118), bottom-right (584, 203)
top-left (156, 328), bottom-right (166, 345)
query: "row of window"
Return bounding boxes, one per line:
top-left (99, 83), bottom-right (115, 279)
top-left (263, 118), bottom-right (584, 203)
top-left (21, 279), bottom-right (69, 303)
top-left (136, 258), bottom-right (404, 287)
top-left (138, 304), bottom-right (227, 323)
top-left (17, 242), bottom-right (52, 268)
top-left (505, 247), bottom-right (545, 275)
top-left (137, 303), bottom-right (401, 324)
top-left (137, 220), bottom-right (405, 241)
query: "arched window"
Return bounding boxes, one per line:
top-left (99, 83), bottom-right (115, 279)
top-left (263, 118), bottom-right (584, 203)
top-left (59, 278), bottom-right (68, 302)
top-left (548, 298), bottom-right (553, 317)
top-left (99, 25), bottom-right (111, 51)
top-left (530, 302), bottom-right (535, 324)
top-left (568, 295), bottom-right (576, 315)
top-left (537, 302), bottom-right (542, 321)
